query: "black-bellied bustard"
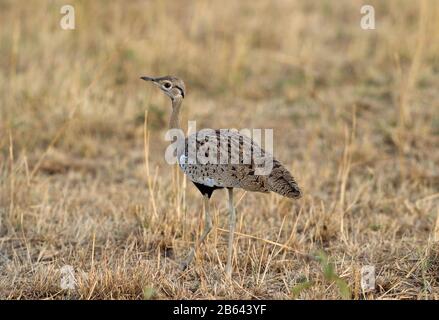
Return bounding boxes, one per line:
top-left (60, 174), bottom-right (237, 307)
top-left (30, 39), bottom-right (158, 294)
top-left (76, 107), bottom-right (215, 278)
top-left (141, 75), bottom-right (301, 277)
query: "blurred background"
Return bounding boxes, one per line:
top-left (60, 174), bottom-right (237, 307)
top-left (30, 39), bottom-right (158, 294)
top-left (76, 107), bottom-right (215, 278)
top-left (0, 0), bottom-right (438, 299)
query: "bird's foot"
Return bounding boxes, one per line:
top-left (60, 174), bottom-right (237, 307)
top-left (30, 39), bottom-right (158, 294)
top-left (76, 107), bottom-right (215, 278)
top-left (179, 261), bottom-right (189, 271)
top-left (180, 248), bottom-right (195, 271)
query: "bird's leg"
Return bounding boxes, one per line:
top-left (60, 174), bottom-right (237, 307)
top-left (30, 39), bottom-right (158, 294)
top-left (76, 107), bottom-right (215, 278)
top-left (198, 195), bottom-right (213, 245)
top-left (225, 188), bottom-right (236, 278)
top-left (180, 195), bottom-right (212, 270)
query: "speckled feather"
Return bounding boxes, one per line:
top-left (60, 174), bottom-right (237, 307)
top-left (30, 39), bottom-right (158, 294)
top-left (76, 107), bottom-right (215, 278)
top-left (177, 129), bottom-right (301, 199)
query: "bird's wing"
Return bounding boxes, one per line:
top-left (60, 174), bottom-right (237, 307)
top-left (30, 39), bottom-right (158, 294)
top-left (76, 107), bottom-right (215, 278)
top-left (177, 129), bottom-right (272, 192)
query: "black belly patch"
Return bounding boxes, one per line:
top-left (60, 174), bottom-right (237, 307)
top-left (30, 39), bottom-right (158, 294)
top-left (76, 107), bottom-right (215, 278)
top-left (192, 182), bottom-right (224, 198)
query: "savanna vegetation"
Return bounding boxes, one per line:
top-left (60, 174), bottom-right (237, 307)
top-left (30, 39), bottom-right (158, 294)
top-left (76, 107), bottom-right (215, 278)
top-left (0, 0), bottom-right (438, 299)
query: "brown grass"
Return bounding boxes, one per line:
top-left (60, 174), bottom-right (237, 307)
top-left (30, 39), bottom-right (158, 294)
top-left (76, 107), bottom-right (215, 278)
top-left (0, 0), bottom-right (439, 299)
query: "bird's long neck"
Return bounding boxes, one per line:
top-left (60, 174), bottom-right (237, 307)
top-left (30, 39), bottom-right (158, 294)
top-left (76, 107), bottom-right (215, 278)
top-left (169, 97), bottom-right (182, 130)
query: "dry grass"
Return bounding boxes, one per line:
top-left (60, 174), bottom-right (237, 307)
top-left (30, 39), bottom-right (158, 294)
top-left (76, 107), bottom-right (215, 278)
top-left (1, 0), bottom-right (439, 299)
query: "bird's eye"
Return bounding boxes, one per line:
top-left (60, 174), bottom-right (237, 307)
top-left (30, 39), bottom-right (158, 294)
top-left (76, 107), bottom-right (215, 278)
top-left (163, 82), bottom-right (172, 89)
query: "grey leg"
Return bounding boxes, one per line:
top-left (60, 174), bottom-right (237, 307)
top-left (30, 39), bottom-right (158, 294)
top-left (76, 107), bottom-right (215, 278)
top-left (181, 195), bottom-right (212, 270)
top-left (225, 188), bottom-right (236, 277)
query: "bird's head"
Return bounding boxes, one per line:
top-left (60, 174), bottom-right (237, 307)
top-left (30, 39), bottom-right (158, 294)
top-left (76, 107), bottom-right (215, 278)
top-left (140, 75), bottom-right (186, 101)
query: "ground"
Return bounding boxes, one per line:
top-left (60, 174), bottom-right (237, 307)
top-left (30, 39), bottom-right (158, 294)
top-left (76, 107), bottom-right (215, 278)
top-left (0, 0), bottom-right (438, 299)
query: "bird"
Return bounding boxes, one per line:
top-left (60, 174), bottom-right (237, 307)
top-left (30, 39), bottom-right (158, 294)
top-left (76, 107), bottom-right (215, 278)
top-left (140, 75), bottom-right (301, 277)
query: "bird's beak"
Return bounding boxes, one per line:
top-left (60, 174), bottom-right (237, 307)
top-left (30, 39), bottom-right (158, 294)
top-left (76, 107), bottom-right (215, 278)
top-left (140, 76), bottom-right (155, 82)
top-left (141, 76), bottom-right (161, 89)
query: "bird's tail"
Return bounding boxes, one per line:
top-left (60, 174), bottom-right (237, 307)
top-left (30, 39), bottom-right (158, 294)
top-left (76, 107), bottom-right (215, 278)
top-left (267, 160), bottom-right (302, 199)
